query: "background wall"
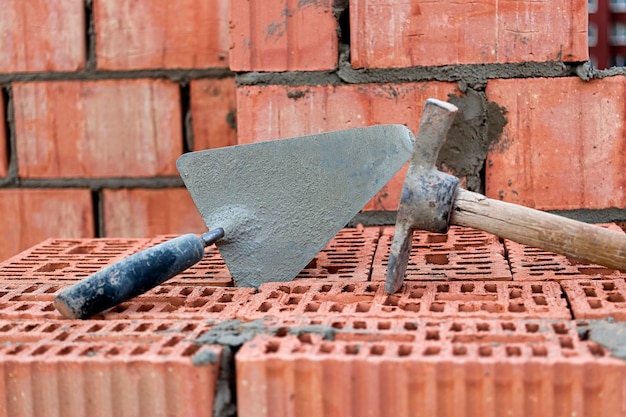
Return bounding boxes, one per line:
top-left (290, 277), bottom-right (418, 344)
top-left (0, 0), bottom-right (624, 261)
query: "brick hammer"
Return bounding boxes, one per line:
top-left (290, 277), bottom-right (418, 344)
top-left (386, 98), bottom-right (626, 294)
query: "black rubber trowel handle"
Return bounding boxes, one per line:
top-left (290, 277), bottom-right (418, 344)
top-left (53, 229), bottom-right (224, 320)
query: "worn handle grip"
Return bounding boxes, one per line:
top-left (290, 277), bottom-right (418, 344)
top-left (54, 234), bottom-right (208, 319)
top-left (450, 189), bottom-right (626, 271)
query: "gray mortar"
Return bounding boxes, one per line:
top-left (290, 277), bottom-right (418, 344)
top-left (575, 62), bottom-right (626, 81)
top-left (578, 319), bottom-right (626, 361)
top-left (440, 89), bottom-right (508, 192)
top-left (191, 349), bottom-right (220, 366)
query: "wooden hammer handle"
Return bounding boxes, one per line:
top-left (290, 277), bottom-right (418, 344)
top-left (450, 189), bottom-right (626, 271)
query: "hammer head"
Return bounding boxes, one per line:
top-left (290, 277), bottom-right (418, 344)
top-left (386, 98), bottom-right (460, 294)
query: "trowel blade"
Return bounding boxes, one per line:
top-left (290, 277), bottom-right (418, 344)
top-left (176, 124), bottom-right (415, 287)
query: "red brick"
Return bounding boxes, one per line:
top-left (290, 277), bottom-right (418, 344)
top-left (0, 283), bottom-right (254, 320)
top-left (190, 78), bottom-right (237, 150)
top-left (486, 77), bottom-right (626, 210)
top-left (350, 0), bottom-right (588, 69)
top-left (229, 0), bottom-right (338, 71)
top-left (13, 80), bottom-right (182, 178)
top-left (0, 189), bottom-right (94, 261)
top-left (372, 226), bottom-right (512, 281)
top-left (0, 1), bottom-right (85, 73)
top-left (505, 224), bottom-right (626, 281)
top-left (561, 279), bottom-right (626, 321)
top-left (0, 319), bottom-right (220, 417)
top-left (94, 0), bottom-right (229, 70)
top-left (238, 280), bottom-right (570, 321)
top-left (237, 83), bottom-right (460, 210)
top-left (236, 320), bottom-right (623, 417)
top-left (0, 92), bottom-right (6, 177)
top-left (102, 188), bottom-right (205, 237)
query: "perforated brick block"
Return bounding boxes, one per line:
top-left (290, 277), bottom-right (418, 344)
top-left (561, 279), bottom-right (626, 321)
top-left (371, 226), bottom-right (512, 281)
top-left (0, 283), bottom-right (254, 320)
top-left (0, 238), bottom-right (150, 283)
top-left (238, 280), bottom-right (570, 321)
top-left (506, 223), bottom-right (626, 281)
top-left (0, 319), bottom-right (220, 417)
top-left (236, 319), bottom-right (623, 417)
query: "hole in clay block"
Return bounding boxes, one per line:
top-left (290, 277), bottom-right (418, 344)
top-left (332, 321), bottom-right (345, 329)
top-left (305, 302), bottom-right (320, 312)
top-left (588, 299), bottom-right (602, 309)
top-left (43, 304), bottom-right (55, 312)
top-left (533, 296), bottom-right (548, 305)
top-left (107, 347), bottom-right (120, 356)
top-left (190, 299), bottom-right (209, 308)
top-left (163, 337), bottom-right (182, 347)
top-left (453, 345), bottom-right (467, 356)
top-left (298, 333), bottom-right (313, 344)
top-left (588, 343), bottom-right (605, 357)
top-left (461, 283), bottom-right (474, 293)
top-left (156, 323), bottom-right (171, 332)
top-left (320, 343), bottom-right (334, 354)
top-left (319, 285), bottom-right (332, 293)
top-left (450, 322), bottom-right (463, 332)
top-left (111, 324), bottom-right (127, 332)
top-left (35, 262), bottom-right (70, 273)
top-left (552, 323), bottom-right (568, 334)
top-left (209, 304), bottom-right (226, 312)
top-left (180, 287), bottom-right (193, 296)
top-left (58, 346), bottom-right (74, 356)
top-left (352, 321), bottom-right (366, 329)
top-left (355, 302), bottom-right (371, 313)
top-left (137, 304), bottom-right (154, 312)
top-left (477, 323), bottom-right (490, 332)
top-left (501, 322), bottom-right (516, 331)
top-left (531, 285), bottom-right (544, 294)
top-left (365, 284), bottom-right (378, 293)
top-left (134, 323), bottom-right (150, 332)
top-left (409, 289), bottom-right (425, 298)
top-left (218, 293), bottom-right (234, 303)
top-left (371, 345), bottom-right (385, 355)
top-left (583, 287), bottom-right (597, 297)
top-left (423, 346), bottom-right (440, 356)
top-left (508, 303), bottom-right (526, 313)
top-left (607, 292), bottom-right (625, 303)
top-left (436, 284), bottom-right (449, 292)
top-left (484, 283), bottom-right (498, 293)
top-left (345, 344), bottom-right (360, 355)
top-left (506, 346), bottom-right (521, 357)
top-left (458, 304), bottom-right (478, 312)
top-left (182, 324), bottom-right (197, 332)
top-left (24, 324), bottom-right (38, 332)
top-left (287, 296), bottom-right (301, 305)
top-left (426, 254), bottom-right (449, 265)
top-left (478, 345), bottom-right (492, 357)
top-left (293, 286), bottom-right (309, 294)
top-left (329, 304), bottom-right (344, 312)
top-left (427, 234), bottom-right (448, 243)
top-left (275, 327), bottom-right (289, 337)
top-left (602, 282), bottom-right (616, 291)
top-left (509, 288), bottom-right (522, 299)
top-left (398, 345), bottom-right (412, 356)
top-left (426, 330), bottom-right (439, 340)
top-left (384, 295), bottom-right (400, 306)
top-left (531, 346), bottom-right (547, 357)
top-left (42, 324), bottom-right (61, 333)
top-left (401, 303), bottom-right (420, 312)
top-left (258, 302), bottom-right (273, 312)
top-left (342, 284), bottom-right (356, 293)
top-left (559, 337), bottom-right (574, 349)
top-left (32, 345), bottom-right (51, 356)
top-left (131, 345), bottom-right (149, 355)
top-left (67, 245), bottom-right (95, 254)
top-left (378, 321), bottom-right (391, 330)
top-left (430, 302), bottom-right (445, 312)
top-left (525, 323), bottom-right (539, 333)
top-left (404, 322), bottom-right (418, 331)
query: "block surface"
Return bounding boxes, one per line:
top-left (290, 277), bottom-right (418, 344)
top-left (190, 78), bottom-right (237, 150)
top-left (229, 0), bottom-right (338, 71)
top-left (506, 224), bottom-right (626, 281)
top-left (0, 0), bottom-right (85, 73)
top-left (372, 226), bottom-right (512, 281)
top-left (236, 83), bottom-right (460, 210)
top-left (486, 77), bottom-right (626, 210)
top-left (238, 280), bottom-right (570, 321)
top-left (13, 80), bottom-right (182, 178)
top-left (94, 0), bottom-right (229, 69)
top-left (102, 188), bottom-right (206, 238)
top-left (237, 319), bottom-right (623, 417)
top-left (0, 190), bottom-right (94, 261)
top-left (0, 319), bottom-right (220, 417)
top-left (350, 0), bottom-right (588, 68)
top-left (562, 279), bottom-right (626, 321)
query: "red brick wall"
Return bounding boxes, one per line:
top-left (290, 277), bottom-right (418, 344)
top-left (1, 0), bottom-right (623, 260)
